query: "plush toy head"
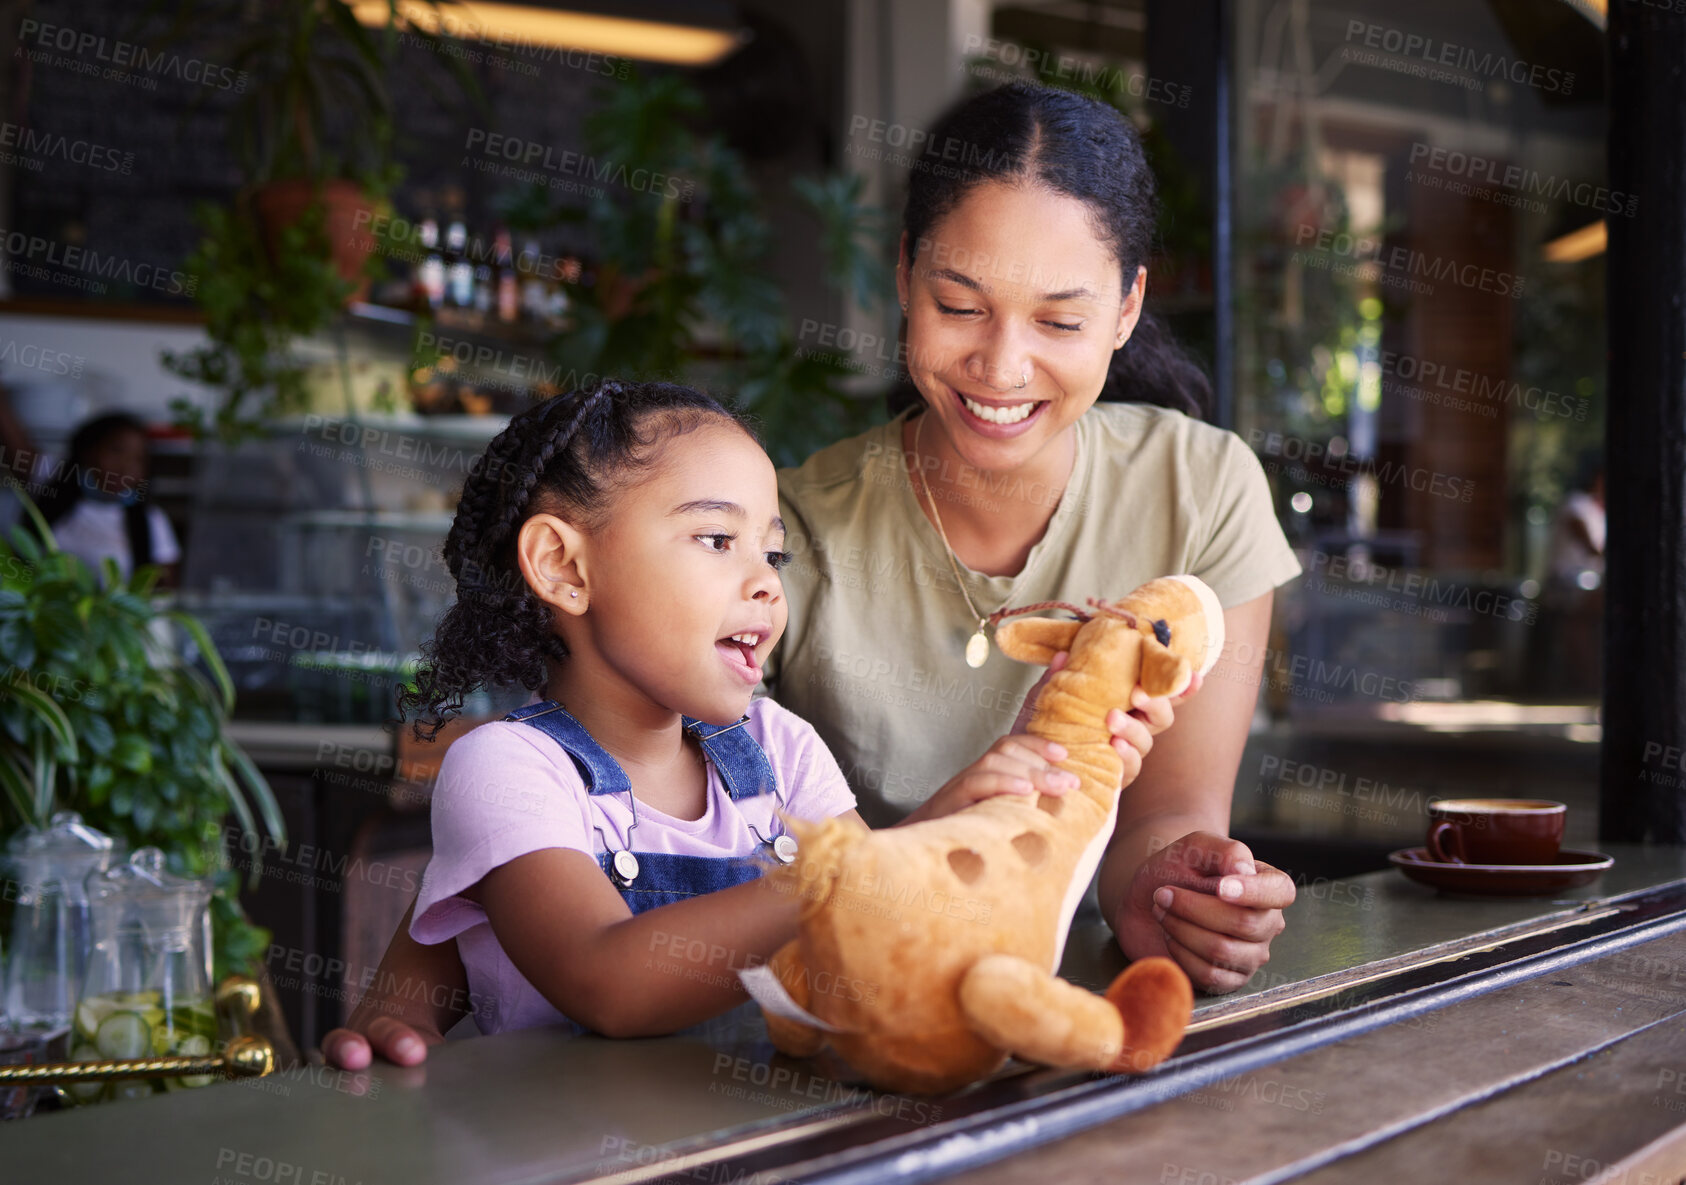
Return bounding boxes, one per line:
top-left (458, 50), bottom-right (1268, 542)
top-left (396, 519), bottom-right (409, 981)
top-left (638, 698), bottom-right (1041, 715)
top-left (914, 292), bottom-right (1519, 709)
top-left (740, 576), bottom-right (1224, 1095)
top-left (992, 574), bottom-right (1226, 699)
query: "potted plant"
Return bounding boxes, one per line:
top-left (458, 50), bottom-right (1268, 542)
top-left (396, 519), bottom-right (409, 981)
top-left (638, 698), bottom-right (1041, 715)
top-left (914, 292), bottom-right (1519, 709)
top-left (160, 0), bottom-right (475, 439)
top-left (162, 198), bottom-right (358, 441)
top-left (0, 494), bottom-right (284, 981)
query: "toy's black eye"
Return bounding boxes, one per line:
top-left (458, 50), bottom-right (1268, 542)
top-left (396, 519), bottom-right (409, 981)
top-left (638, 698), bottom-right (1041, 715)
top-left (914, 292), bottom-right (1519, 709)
top-left (1153, 619), bottom-right (1171, 646)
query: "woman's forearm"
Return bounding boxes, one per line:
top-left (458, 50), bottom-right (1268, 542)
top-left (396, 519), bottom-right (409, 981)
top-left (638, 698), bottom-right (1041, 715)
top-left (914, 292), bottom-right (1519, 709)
top-left (1097, 593), bottom-right (1274, 942)
top-left (1099, 809), bottom-right (1225, 927)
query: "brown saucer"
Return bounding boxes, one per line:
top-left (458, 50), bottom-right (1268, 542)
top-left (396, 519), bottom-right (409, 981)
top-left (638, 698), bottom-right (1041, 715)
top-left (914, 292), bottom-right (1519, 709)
top-left (1388, 847), bottom-right (1614, 896)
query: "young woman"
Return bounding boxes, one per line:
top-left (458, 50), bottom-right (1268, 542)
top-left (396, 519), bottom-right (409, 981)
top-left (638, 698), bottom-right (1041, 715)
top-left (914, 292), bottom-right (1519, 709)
top-left (768, 81), bottom-right (1300, 997)
top-left (324, 81), bottom-right (1295, 1069)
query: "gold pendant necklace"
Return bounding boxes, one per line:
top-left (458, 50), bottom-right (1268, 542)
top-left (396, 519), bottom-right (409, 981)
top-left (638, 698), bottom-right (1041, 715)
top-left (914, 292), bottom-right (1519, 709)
top-left (911, 413), bottom-right (1044, 669)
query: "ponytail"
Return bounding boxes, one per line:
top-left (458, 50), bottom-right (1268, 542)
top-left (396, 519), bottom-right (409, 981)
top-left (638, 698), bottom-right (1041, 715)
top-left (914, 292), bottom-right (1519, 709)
top-left (1099, 312), bottom-right (1210, 419)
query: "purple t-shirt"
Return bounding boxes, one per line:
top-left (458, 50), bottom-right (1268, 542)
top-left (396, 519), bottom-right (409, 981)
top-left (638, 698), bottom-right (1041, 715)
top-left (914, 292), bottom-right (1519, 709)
top-left (411, 696), bottom-right (856, 1034)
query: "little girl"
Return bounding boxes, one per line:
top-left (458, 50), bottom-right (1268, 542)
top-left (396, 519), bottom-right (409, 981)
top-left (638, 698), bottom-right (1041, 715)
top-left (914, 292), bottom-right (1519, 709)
top-left (324, 379), bottom-right (1110, 1061)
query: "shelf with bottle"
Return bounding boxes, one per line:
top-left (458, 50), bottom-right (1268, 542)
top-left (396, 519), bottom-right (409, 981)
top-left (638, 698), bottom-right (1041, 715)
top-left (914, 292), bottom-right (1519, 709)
top-left (359, 185), bottom-right (585, 351)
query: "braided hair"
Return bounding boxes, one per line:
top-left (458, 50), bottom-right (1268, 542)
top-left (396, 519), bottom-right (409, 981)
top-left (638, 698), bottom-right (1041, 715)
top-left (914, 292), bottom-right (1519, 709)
top-left (399, 378), bottom-right (756, 740)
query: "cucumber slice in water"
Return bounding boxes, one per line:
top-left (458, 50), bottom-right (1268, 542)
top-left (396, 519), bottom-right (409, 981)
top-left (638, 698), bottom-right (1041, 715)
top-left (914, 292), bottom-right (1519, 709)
top-left (94, 1011), bottom-right (151, 1060)
top-left (75, 999), bottom-right (116, 1042)
top-left (166, 1035), bottom-right (217, 1090)
top-left (65, 1045), bottom-right (107, 1103)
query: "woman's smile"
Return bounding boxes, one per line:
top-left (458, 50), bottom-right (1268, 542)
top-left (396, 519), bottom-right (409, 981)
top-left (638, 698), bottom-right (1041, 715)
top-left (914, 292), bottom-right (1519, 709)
top-left (947, 382), bottom-right (1053, 437)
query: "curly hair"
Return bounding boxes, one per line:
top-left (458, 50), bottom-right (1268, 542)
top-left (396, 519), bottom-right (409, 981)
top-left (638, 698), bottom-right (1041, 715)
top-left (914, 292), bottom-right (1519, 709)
top-left (398, 378), bottom-right (756, 740)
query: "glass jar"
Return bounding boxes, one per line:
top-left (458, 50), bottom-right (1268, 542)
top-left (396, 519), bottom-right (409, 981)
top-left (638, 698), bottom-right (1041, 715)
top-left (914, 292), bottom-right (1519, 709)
top-left (1, 811), bottom-right (115, 1034)
top-left (67, 849), bottom-right (219, 1103)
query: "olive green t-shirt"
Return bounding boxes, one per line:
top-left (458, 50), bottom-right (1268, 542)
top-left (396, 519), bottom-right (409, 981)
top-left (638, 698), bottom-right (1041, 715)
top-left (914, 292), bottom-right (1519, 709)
top-left (760, 402), bottom-right (1302, 828)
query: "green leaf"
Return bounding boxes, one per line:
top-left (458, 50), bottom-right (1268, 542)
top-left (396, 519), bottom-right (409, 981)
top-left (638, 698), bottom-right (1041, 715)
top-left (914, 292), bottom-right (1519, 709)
top-left (223, 739), bottom-right (285, 851)
top-left (30, 732), bottom-right (55, 822)
top-left (0, 675), bottom-right (79, 763)
top-left (84, 763), bottom-right (113, 807)
top-left (167, 612), bottom-right (235, 714)
top-left (215, 760), bottom-right (264, 885)
top-left (0, 619), bottom-right (35, 671)
top-left (113, 734), bottom-right (153, 774)
top-left (0, 750), bottom-right (40, 828)
top-left (11, 489), bottom-right (56, 554)
top-left (78, 712), bottom-right (115, 757)
top-left (5, 526), bottom-right (41, 566)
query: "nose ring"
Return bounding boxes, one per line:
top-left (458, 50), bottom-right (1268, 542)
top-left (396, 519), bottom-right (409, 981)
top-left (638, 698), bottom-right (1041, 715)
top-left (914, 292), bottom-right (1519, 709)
top-left (970, 359), bottom-right (1032, 391)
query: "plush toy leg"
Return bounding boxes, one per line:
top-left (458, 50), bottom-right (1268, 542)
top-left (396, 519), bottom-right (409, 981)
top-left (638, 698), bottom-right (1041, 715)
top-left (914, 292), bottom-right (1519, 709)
top-left (1103, 956), bottom-right (1194, 1072)
top-left (959, 955), bottom-right (1123, 1068)
top-left (761, 939), bottom-right (828, 1058)
top-left (958, 954), bottom-right (1192, 1073)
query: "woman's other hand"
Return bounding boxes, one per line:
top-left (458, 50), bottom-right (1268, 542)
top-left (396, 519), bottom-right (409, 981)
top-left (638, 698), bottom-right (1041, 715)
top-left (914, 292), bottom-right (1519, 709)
top-left (1115, 831), bottom-right (1295, 993)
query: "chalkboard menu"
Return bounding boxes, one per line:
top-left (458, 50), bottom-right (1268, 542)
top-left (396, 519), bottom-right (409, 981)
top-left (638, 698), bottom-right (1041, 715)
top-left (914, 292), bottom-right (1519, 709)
top-left (4, 0), bottom-right (602, 307)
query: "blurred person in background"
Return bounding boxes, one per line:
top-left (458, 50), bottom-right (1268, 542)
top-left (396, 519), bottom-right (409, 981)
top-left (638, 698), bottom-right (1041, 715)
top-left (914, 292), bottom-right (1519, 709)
top-left (37, 411), bottom-right (180, 588)
top-left (1543, 461), bottom-right (1604, 694)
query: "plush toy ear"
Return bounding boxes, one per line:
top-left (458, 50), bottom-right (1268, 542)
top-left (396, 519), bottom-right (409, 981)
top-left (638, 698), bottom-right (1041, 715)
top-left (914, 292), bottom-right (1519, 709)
top-left (1139, 636), bottom-right (1194, 698)
top-left (994, 618), bottom-right (1083, 665)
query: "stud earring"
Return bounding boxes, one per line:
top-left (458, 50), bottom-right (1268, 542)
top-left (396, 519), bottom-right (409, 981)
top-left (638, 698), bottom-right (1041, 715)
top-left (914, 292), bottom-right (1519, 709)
top-left (569, 590), bottom-right (578, 598)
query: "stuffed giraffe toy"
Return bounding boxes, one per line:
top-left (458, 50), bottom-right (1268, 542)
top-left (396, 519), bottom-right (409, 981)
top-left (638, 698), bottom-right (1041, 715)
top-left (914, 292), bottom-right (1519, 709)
top-left (742, 575), bottom-right (1226, 1096)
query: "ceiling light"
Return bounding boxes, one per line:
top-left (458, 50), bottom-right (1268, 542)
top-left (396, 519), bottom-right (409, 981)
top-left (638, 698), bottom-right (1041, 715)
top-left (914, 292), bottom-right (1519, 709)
top-left (351, 1), bottom-right (747, 66)
top-left (1542, 220), bottom-right (1605, 263)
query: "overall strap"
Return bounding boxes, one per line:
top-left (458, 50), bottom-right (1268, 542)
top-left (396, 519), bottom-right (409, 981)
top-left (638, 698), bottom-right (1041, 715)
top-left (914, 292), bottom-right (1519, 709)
top-left (504, 701), bottom-right (630, 795)
top-left (682, 714), bottom-right (778, 801)
top-left (506, 701), bottom-right (779, 802)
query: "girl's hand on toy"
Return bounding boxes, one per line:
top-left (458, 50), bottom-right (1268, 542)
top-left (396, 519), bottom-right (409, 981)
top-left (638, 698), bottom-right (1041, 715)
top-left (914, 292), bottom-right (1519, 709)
top-left (1011, 653), bottom-right (1203, 762)
top-left (904, 734), bottom-right (1084, 824)
top-left (1116, 831), bottom-right (1295, 994)
top-left (321, 1015), bottom-right (440, 1070)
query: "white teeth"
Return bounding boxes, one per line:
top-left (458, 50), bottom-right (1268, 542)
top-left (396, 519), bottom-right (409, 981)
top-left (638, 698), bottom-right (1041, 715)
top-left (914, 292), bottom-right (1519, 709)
top-left (728, 633), bottom-right (759, 646)
top-left (962, 395), bottom-right (1036, 424)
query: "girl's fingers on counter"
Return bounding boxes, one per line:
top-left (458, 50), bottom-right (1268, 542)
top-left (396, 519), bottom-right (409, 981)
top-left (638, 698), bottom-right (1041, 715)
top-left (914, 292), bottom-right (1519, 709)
top-left (320, 1027), bottom-right (372, 1071)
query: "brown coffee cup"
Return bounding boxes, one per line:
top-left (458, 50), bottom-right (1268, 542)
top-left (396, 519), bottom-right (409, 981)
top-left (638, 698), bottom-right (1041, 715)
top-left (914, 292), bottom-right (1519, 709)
top-left (1426, 798), bottom-right (1566, 865)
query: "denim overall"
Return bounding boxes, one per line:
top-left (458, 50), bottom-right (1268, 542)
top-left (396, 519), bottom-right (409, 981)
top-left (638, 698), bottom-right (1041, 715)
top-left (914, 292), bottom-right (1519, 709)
top-left (506, 700), bottom-right (783, 915)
